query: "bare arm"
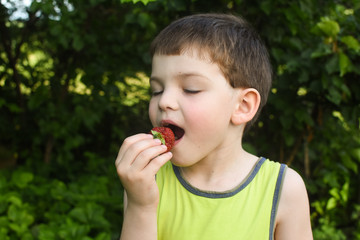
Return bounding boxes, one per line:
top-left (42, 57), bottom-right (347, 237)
top-left (120, 192), bottom-right (157, 240)
top-left (274, 168), bottom-right (313, 240)
top-left (115, 134), bottom-right (172, 240)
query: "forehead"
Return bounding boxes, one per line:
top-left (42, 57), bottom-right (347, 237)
top-left (157, 44), bottom-right (214, 60)
top-left (152, 45), bottom-right (216, 70)
top-left (151, 52), bottom-right (221, 79)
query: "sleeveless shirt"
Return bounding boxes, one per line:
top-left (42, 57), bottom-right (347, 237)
top-left (156, 157), bottom-right (287, 240)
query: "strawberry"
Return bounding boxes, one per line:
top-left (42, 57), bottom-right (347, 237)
top-left (151, 127), bottom-right (175, 152)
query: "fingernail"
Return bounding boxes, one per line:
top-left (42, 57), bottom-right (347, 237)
top-left (165, 151), bottom-right (173, 159)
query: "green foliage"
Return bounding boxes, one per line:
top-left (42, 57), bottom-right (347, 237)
top-left (242, 0), bottom-right (360, 238)
top-left (0, 154), bottom-right (123, 239)
top-left (121, 0), bottom-right (157, 4)
top-left (0, 0), bottom-right (359, 239)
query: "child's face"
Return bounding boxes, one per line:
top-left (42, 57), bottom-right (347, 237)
top-left (149, 51), bottom-right (240, 166)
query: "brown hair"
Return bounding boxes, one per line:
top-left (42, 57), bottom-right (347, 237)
top-left (150, 13), bottom-right (272, 129)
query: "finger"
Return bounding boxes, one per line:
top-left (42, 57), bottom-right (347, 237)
top-left (144, 151), bottom-right (173, 176)
top-left (130, 144), bottom-right (168, 171)
top-left (115, 133), bottom-right (154, 166)
top-left (116, 138), bottom-right (162, 170)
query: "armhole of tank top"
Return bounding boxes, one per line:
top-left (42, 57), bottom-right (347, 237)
top-left (269, 163), bottom-right (287, 240)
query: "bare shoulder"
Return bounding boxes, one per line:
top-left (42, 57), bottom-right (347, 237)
top-left (281, 167), bottom-right (307, 198)
top-left (275, 167), bottom-right (313, 240)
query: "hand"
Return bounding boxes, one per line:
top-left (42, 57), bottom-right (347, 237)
top-left (115, 133), bottom-right (172, 209)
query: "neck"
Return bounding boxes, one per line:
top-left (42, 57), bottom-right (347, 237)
top-left (179, 137), bottom-right (258, 192)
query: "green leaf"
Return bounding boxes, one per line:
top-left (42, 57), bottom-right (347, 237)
top-left (340, 35), bottom-right (360, 52)
top-left (327, 87), bottom-right (342, 105)
top-left (316, 18), bottom-right (340, 37)
top-left (6, 195), bottom-right (22, 206)
top-left (311, 43), bottom-right (332, 58)
top-left (151, 130), bottom-right (165, 145)
top-left (138, 12), bottom-right (152, 28)
top-left (70, 203), bottom-right (109, 228)
top-left (329, 188), bottom-right (341, 200)
top-left (0, 216), bottom-right (9, 228)
top-left (58, 218), bottom-right (91, 239)
top-left (326, 197), bottom-right (337, 210)
top-left (21, 232), bottom-right (34, 240)
top-left (7, 103), bottom-right (22, 113)
top-left (7, 204), bottom-right (34, 228)
top-left (70, 207), bottom-right (88, 223)
top-left (311, 201), bottom-right (324, 215)
top-left (342, 155), bottom-right (358, 173)
top-left (11, 171), bottom-right (34, 189)
top-left (37, 225), bottom-right (56, 240)
top-left (95, 232), bottom-right (111, 240)
top-left (120, 0), bottom-right (156, 5)
top-left (0, 98), bottom-right (5, 108)
top-left (339, 182), bottom-right (349, 203)
top-left (0, 227), bottom-right (10, 240)
top-left (338, 51), bottom-right (352, 76)
top-left (50, 180), bottom-right (68, 200)
top-left (352, 148), bottom-right (360, 162)
top-left (325, 55), bottom-right (338, 74)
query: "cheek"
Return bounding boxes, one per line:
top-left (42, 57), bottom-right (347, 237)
top-left (185, 99), bottom-right (229, 133)
top-left (148, 99), bottom-right (157, 126)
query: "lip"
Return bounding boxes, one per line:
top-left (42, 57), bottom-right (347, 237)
top-left (160, 119), bottom-right (177, 127)
top-left (160, 120), bottom-right (185, 144)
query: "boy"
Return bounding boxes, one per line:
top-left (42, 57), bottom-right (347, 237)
top-left (115, 13), bottom-right (313, 240)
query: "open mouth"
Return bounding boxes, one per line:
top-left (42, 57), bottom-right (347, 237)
top-left (164, 124), bottom-right (185, 140)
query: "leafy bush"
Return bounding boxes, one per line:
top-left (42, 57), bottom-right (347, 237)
top-left (1, 0), bottom-right (359, 239)
top-left (0, 153), bottom-right (123, 240)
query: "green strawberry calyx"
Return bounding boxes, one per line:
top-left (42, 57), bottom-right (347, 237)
top-left (151, 130), bottom-right (166, 145)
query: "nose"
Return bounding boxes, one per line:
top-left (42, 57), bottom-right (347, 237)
top-left (158, 88), bottom-right (178, 111)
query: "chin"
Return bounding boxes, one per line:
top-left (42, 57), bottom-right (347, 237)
top-left (169, 155), bottom-right (187, 167)
top-left (169, 154), bottom-right (196, 168)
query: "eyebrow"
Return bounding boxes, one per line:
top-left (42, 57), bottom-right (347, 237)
top-left (150, 72), bottom-right (210, 83)
top-left (178, 72), bottom-right (209, 81)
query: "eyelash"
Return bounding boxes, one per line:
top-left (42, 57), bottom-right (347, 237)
top-left (151, 89), bottom-right (200, 96)
top-left (184, 89), bottom-right (200, 94)
top-left (151, 90), bottom-right (163, 96)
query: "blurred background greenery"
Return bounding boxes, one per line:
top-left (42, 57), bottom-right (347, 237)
top-left (0, 0), bottom-right (359, 239)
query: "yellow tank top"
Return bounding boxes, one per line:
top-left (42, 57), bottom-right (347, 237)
top-left (156, 157), bottom-right (287, 240)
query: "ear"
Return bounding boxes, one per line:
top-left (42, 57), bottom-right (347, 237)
top-left (231, 88), bottom-right (261, 125)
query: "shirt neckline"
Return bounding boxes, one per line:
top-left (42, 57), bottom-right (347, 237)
top-left (172, 157), bottom-right (266, 199)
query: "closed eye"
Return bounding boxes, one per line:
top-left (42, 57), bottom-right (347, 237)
top-left (151, 91), bottom-right (163, 96)
top-left (184, 89), bottom-right (201, 94)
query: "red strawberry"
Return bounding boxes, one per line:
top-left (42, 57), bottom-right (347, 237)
top-left (151, 127), bottom-right (175, 152)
